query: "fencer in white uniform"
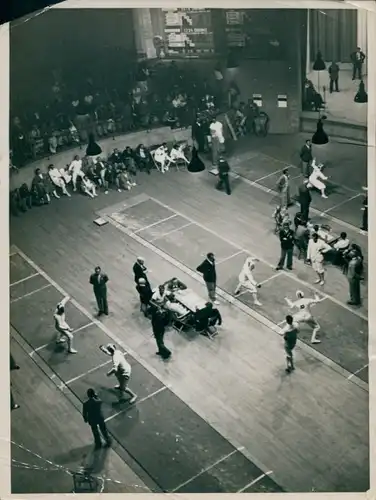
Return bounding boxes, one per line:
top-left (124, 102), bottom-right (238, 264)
top-left (234, 257), bottom-right (262, 305)
top-left (284, 290), bottom-right (324, 344)
top-left (307, 159), bottom-right (328, 198)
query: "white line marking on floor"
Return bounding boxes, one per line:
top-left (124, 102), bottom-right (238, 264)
top-left (217, 250), bottom-right (244, 265)
top-left (10, 273), bottom-right (40, 287)
top-left (10, 284), bottom-right (52, 304)
top-left (29, 322), bottom-right (95, 357)
top-left (104, 386), bottom-right (168, 423)
top-left (347, 364), bottom-right (369, 380)
top-left (253, 168), bottom-right (285, 183)
top-left (322, 193), bottom-right (363, 214)
top-left (132, 214), bottom-right (177, 234)
top-left (258, 274), bottom-right (281, 286)
top-left (236, 470), bottom-right (274, 493)
top-left (106, 208), bottom-right (368, 392)
top-left (150, 222), bottom-right (192, 242)
top-left (65, 360), bottom-right (112, 386)
top-left (171, 448), bottom-right (241, 492)
top-left (9, 252), bottom-right (18, 258)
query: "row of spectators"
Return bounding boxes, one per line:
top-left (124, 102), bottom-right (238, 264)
top-left (9, 142), bottom-right (190, 216)
top-left (10, 61), bottom-right (223, 169)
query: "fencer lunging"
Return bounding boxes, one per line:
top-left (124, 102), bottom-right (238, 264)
top-left (307, 159), bottom-right (328, 198)
top-left (284, 290), bottom-right (324, 344)
top-left (234, 257), bottom-right (262, 305)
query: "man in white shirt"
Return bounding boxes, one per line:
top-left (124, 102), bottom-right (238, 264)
top-left (307, 233), bottom-right (331, 285)
top-left (48, 164), bottom-right (71, 198)
top-left (152, 285), bottom-right (167, 305)
top-left (209, 117), bottom-right (225, 166)
top-left (333, 232), bottom-right (350, 251)
top-left (154, 143), bottom-right (171, 173)
top-left (100, 344), bottom-right (137, 403)
top-left (68, 154), bottom-right (84, 191)
top-left (54, 296), bottom-right (77, 354)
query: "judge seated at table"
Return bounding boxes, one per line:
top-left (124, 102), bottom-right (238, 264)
top-left (165, 277), bottom-right (187, 293)
top-left (164, 293), bottom-right (190, 318)
top-left (330, 232), bottom-right (350, 265)
top-left (195, 302), bottom-right (222, 332)
top-left (152, 285), bottom-right (167, 305)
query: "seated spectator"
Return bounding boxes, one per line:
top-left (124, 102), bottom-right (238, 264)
top-left (10, 190), bottom-right (21, 216)
top-left (169, 143), bottom-right (189, 166)
top-left (154, 143), bottom-right (172, 173)
top-left (68, 155), bottom-right (85, 191)
top-left (234, 103), bottom-right (247, 136)
top-left (31, 168), bottom-right (51, 205)
top-left (109, 148), bottom-right (124, 168)
top-left (152, 285), bottom-right (167, 305)
top-left (304, 80), bottom-right (325, 111)
top-left (195, 302), bottom-right (222, 332)
top-left (134, 144), bottom-right (152, 174)
top-left (80, 175), bottom-right (98, 199)
top-left (245, 99), bottom-right (260, 134)
top-left (330, 232), bottom-right (350, 266)
top-left (86, 161), bottom-right (102, 186)
top-left (123, 146), bottom-right (137, 186)
top-left (59, 165), bottom-right (72, 185)
top-left (48, 132), bottom-right (58, 154)
top-left (136, 278), bottom-right (153, 317)
top-left (48, 164), bottom-right (71, 198)
top-left (117, 169), bottom-right (133, 192)
top-left (295, 220), bottom-right (309, 260)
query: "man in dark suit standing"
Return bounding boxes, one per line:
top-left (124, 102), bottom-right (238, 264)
top-left (133, 257), bottom-right (149, 285)
top-left (196, 252), bottom-right (219, 304)
top-left (276, 222), bottom-right (295, 271)
top-left (151, 308), bottom-right (171, 359)
top-left (298, 179), bottom-right (312, 222)
top-left (216, 155), bottom-right (231, 195)
top-left (89, 266), bottom-right (109, 316)
top-left (328, 61), bottom-right (340, 93)
top-left (351, 47), bottom-right (366, 80)
top-left (82, 388), bottom-right (111, 449)
top-left (299, 139), bottom-right (313, 177)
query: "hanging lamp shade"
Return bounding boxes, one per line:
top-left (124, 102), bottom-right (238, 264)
top-left (187, 147), bottom-right (205, 173)
top-left (86, 133), bottom-right (102, 157)
top-left (354, 80), bottom-right (368, 103)
top-left (312, 116), bottom-right (329, 145)
top-left (313, 51), bottom-right (326, 71)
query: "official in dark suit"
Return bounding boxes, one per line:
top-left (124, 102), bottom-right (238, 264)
top-left (196, 252), bottom-right (218, 304)
top-left (328, 62), bottom-right (340, 92)
top-left (351, 47), bottom-right (366, 80)
top-left (89, 266), bottom-right (109, 316)
top-left (133, 257), bottom-right (149, 285)
top-left (83, 389), bottom-right (111, 449)
top-left (299, 140), bottom-right (313, 177)
top-left (136, 277), bottom-right (153, 316)
top-left (151, 308), bottom-right (171, 359)
top-left (10, 354), bottom-right (20, 410)
top-left (216, 156), bottom-right (231, 195)
top-left (192, 117), bottom-right (206, 153)
top-left (298, 179), bottom-right (312, 222)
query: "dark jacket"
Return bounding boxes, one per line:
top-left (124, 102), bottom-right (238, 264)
top-left (89, 272), bottom-right (108, 291)
top-left (328, 63), bottom-right (339, 79)
top-left (279, 228), bottom-right (295, 250)
top-left (351, 50), bottom-right (365, 64)
top-left (151, 310), bottom-right (166, 336)
top-left (83, 396), bottom-right (105, 425)
top-left (298, 183), bottom-right (312, 205)
top-left (133, 262), bottom-right (148, 283)
top-left (300, 145), bottom-right (312, 163)
top-left (218, 159), bottom-right (230, 176)
top-left (195, 306), bottom-right (222, 330)
top-left (136, 282), bottom-right (153, 304)
top-left (196, 258), bottom-right (216, 283)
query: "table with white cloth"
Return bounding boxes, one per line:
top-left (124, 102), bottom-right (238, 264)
top-left (174, 288), bottom-right (207, 312)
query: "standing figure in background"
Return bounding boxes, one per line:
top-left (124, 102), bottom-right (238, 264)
top-left (89, 266), bottom-right (109, 316)
top-left (299, 139), bottom-right (313, 177)
top-left (83, 389), bottom-right (112, 450)
top-left (361, 187), bottom-right (368, 231)
top-left (196, 252), bottom-right (219, 305)
top-left (328, 61), bottom-right (340, 93)
top-left (216, 155), bottom-right (231, 195)
top-left (276, 168), bottom-right (291, 208)
top-left (209, 116), bottom-right (225, 166)
top-left (350, 47), bottom-right (366, 80)
top-left (298, 179), bottom-right (312, 222)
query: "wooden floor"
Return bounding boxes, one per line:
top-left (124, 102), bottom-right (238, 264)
top-left (10, 328), bottom-right (151, 494)
top-left (9, 140), bottom-right (369, 493)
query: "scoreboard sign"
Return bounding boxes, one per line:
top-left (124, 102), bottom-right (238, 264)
top-left (162, 8), bottom-right (215, 57)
